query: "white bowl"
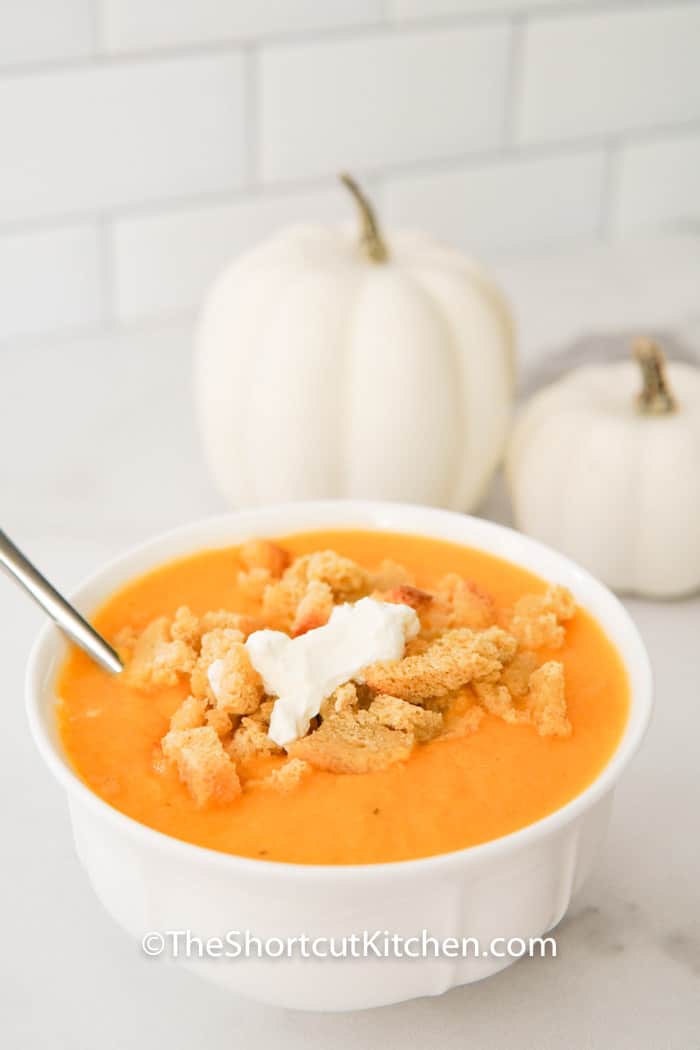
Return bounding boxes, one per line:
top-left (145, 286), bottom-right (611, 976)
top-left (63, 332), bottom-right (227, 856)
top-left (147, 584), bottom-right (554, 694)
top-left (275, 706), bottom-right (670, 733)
top-left (26, 501), bottom-right (652, 1011)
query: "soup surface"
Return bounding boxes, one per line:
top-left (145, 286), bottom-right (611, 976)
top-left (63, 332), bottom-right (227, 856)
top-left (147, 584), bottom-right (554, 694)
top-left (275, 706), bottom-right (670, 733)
top-left (57, 529), bottom-right (629, 864)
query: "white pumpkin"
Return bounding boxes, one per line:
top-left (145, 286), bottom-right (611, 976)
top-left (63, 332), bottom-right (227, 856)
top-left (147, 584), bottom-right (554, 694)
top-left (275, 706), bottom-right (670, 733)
top-left (507, 339), bottom-right (700, 598)
top-left (196, 174), bottom-right (514, 510)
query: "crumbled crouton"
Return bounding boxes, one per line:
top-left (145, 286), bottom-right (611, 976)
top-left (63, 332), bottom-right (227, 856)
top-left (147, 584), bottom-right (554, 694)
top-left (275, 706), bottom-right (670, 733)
top-left (289, 710), bottom-right (413, 774)
top-left (545, 585), bottom-right (576, 621)
top-left (508, 585), bottom-right (576, 650)
top-left (377, 585), bottom-right (434, 611)
top-left (201, 609), bottom-right (251, 634)
top-left (369, 694), bottom-right (443, 742)
top-left (227, 713), bottom-right (283, 761)
top-left (240, 539), bottom-right (290, 578)
top-left (208, 643), bottom-right (263, 715)
top-left (441, 691), bottom-right (485, 738)
top-left (303, 550), bottom-right (370, 599)
top-left (169, 695), bottom-right (207, 732)
top-left (363, 626), bottom-right (517, 701)
top-left (125, 617), bottom-right (196, 689)
top-left (319, 681), bottom-right (359, 721)
top-left (500, 650), bottom-right (539, 699)
top-left (170, 606), bottom-right (201, 648)
top-left (291, 579), bottom-right (334, 636)
top-left (261, 576), bottom-right (307, 631)
top-left (206, 707), bottom-right (234, 739)
top-left (439, 575), bottom-right (496, 630)
top-left (371, 560), bottom-right (415, 590)
top-left (474, 682), bottom-right (529, 725)
top-left (527, 661), bottom-right (571, 737)
top-left (237, 567), bottom-right (273, 603)
top-left (250, 758), bottom-right (311, 792)
top-left (420, 576), bottom-right (496, 635)
top-left (170, 606), bottom-right (254, 652)
top-left (261, 549), bottom-right (370, 630)
top-left (189, 626), bottom-right (244, 700)
top-left (162, 726), bottom-right (241, 805)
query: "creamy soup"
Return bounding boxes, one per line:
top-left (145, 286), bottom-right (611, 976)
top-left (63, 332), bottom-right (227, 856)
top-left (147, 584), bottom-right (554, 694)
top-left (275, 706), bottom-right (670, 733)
top-left (57, 529), bottom-right (629, 865)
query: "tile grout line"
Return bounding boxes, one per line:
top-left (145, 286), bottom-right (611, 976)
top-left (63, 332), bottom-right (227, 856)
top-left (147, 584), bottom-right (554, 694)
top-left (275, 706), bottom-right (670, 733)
top-left (244, 44), bottom-right (261, 188)
top-left (2, 118), bottom-right (700, 240)
top-left (502, 14), bottom-right (526, 147)
top-left (0, 0), bottom-right (694, 78)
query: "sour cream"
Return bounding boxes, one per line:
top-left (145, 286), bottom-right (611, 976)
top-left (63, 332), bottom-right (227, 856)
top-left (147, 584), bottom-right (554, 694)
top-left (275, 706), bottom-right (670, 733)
top-left (242, 597), bottom-right (419, 746)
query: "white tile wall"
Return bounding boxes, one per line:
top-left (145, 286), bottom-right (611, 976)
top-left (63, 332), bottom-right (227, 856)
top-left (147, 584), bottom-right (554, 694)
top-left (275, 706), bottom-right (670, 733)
top-left (0, 224), bottom-right (103, 342)
top-left (0, 0), bottom-right (93, 68)
top-left (612, 131), bottom-right (700, 234)
top-left (260, 23), bottom-right (511, 182)
top-left (102, 0), bottom-right (384, 52)
top-left (113, 183), bottom-right (355, 322)
top-left (0, 54), bottom-right (246, 224)
top-left (517, 3), bottom-right (700, 143)
top-left (383, 149), bottom-right (607, 253)
top-left (0, 1), bottom-right (698, 346)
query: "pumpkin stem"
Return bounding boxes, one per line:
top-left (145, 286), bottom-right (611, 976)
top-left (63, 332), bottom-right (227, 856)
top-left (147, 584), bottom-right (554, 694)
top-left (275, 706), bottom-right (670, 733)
top-left (339, 172), bottom-right (388, 263)
top-left (633, 338), bottom-right (677, 415)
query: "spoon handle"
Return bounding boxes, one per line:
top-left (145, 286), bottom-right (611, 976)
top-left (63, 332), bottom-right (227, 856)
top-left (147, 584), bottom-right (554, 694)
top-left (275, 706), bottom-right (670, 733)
top-left (0, 529), bottom-right (123, 674)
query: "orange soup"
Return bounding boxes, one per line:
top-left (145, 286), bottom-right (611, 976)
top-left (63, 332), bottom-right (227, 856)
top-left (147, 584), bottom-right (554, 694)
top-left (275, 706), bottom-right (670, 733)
top-left (57, 529), bottom-right (629, 865)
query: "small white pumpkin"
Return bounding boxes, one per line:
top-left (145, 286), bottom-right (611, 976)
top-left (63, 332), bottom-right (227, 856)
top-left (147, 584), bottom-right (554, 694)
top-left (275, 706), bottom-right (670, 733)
top-left (507, 339), bottom-right (700, 597)
top-left (196, 174), bottom-right (514, 510)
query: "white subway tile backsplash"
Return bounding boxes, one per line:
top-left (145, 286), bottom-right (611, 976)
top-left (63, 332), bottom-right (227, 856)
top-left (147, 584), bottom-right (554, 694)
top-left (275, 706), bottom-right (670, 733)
top-left (102, 0), bottom-right (384, 52)
top-left (112, 184), bottom-right (353, 322)
top-left (383, 149), bottom-right (606, 253)
top-left (611, 131), bottom-right (700, 235)
top-left (0, 225), bottom-right (103, 342)
top-left (0, 0), bottom-right (93, 68)
top-left (1, 2), bottom-right (700, 348)
top-left (0, 54), bottom-right (246, 224)
top-left (518, 4), bottom-right (700, 144)
top-left (260, 23), bottom-right (511, 183)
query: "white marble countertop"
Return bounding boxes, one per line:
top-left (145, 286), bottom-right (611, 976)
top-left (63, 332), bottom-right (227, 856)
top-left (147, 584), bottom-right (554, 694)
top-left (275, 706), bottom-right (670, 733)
top-left (2, 238), bottom-right (699, 1048)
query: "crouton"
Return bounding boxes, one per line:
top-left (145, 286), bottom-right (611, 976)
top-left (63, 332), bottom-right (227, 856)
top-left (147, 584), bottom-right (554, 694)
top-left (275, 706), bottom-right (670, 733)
top-left (441, 690), bottom-right (485, 738)
top-left (303, 550), bottom-right (370, 599)
top-left (161, 726), bottom-right (241, 805)
top-left (377, 585), bottom-right (434, 612)
top-left (205, 707), bottom-right (234, 739)
top-left (169, 695), bottom-right (207, 732)
top-left (237, 567), bottom-right (273, 603)
top-left (207, 643), bottom-right (263, 716)
top-left (369, 694), bottom-right (443, 742)
top-left (439, 575), bottom-right (496, 630)
top-left (473, 682), bottom-right (529, 725)
top-left (201, 609), bottom-right (252, 634)
top-left (239, 539), bottom-right (290, 578)
top-left (289, 710), bottom-right (413, 774)
top-left (371, 560), bottom-right (415, 590)
top-left (189, 626), bottom-right (244, 700)
top-left (363, 626), bottom-right (517, 701)
top-left (500, 650), bottom-right (539, 699)
top-left (527, 661), bottom-right (571, 737)
top-left (170, 606), bottom-right (201, 648)
top-left (291, 579), bottom-right (334, 637)
top-left (319, 681), bottom-right (359, 721)
top-left (227, 713), bottom-right (283, 761)
top-left (125, 617), bottom-right (196, 689)
top-left (250, 758), bottom-right (311, 792)
top-left (508, 585), bottom-right (576, 650)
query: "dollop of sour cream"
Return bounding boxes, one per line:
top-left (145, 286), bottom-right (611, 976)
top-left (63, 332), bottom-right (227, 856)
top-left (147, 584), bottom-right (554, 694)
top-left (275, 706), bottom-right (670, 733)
top-left (240, 597), bottom-right (420, 747)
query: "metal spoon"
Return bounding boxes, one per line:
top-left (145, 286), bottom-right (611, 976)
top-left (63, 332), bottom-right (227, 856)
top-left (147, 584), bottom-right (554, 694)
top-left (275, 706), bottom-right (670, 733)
top-left (0, 529), bottom-right (123, 674)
